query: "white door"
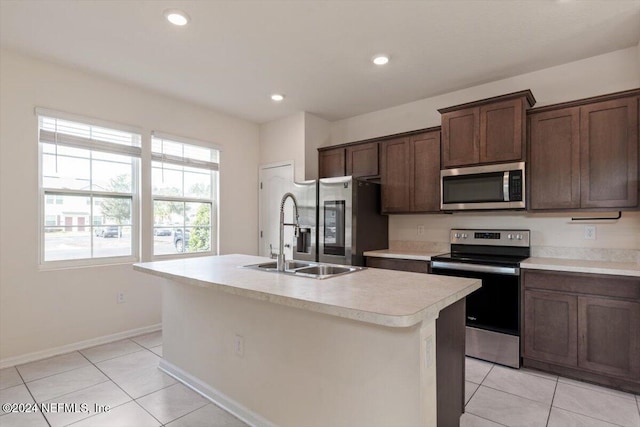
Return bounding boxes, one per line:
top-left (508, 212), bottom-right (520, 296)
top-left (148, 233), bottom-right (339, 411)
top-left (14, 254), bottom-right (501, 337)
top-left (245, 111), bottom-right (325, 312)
top-left (259, 162), bottom-right (294, 259)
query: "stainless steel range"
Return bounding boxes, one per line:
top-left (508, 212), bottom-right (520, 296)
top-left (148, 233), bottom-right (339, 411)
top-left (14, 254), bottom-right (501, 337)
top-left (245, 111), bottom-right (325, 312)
top-left (430, 229), bottom-right (530, 368)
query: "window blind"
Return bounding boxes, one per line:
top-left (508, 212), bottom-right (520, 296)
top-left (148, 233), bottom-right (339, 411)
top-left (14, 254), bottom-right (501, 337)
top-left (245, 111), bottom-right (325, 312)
top-left (151, 133), bottom-right (219, 171)
top-left (38, 114), bottom-right (142, 158)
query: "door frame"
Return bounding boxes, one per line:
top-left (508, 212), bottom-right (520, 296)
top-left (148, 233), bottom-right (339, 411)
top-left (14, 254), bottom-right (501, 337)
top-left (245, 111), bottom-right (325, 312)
top-left (258, 160), bottom-right (294, 257)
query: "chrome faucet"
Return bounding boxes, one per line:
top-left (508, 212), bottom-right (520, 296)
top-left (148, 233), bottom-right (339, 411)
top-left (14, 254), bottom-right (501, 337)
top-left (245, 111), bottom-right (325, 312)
top-left (277, 192), bottom-right (300, 271)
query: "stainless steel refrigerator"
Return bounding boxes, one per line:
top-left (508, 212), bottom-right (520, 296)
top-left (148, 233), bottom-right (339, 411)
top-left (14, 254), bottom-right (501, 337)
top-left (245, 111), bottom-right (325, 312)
top-left (292, 176), bottom-right (388, 266)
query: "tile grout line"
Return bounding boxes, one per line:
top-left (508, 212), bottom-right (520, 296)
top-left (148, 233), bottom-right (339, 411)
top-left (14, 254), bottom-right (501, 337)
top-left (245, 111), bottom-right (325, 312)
top-left (550, 379), bottom-right (632, 427)
top-left (549, 406), bottom-right (628, 427)
top-left (18, 359), bottom-right (93, 385)
top-left (149, 398), bottom-right (210, 426)
top-left (13, 365), bottom-right (53, 427)
top-left (544, 376), bottom-right (559, 427)
top-left (474, 383), bottom-right (554, 407)
top-left (556, 377), bottom-right (639, 402)
top-left (76, 348), bottom-right (166, 427)
top-left (472, 362), bottom-right (639, 425)
top-left (80, 339), bottom-right (147, 364)
top-left (463, 409), bottom-right (509, 426)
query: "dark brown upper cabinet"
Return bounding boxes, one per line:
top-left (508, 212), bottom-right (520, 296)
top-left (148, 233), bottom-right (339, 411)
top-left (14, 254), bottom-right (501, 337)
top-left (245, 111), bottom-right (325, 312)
top-left (380, 137), bottom-right (411, 213)
top-left (410, 131), bottom-right (441, 212)
top-left (346, 141), bottom-right (378, 178)
top-left (318, 146), bottom-right (345, 178)
top-left (528, 90), bottom-right (639, 210)
top-left (580, 97), bottom-right (638, 208)
top-left (380, 129), bottom-right (441, 213)
top-left (319, 142), bottom-right (379, 179)
top-left (439, 90), bottom-right (536, 168)
top-left (529, 107), bottom-right (581, 210)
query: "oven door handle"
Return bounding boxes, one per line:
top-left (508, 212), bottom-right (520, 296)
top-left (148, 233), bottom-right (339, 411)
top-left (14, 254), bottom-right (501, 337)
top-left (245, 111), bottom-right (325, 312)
top-left (431, 261), bottom-right (520, 276)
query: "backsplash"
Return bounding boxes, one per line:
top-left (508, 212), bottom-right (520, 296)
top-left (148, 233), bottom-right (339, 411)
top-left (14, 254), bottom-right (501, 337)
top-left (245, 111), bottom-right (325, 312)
top-left (389, 210), bottom-right (640, 263)
top-left (530, 246), bottom-right (639, 263)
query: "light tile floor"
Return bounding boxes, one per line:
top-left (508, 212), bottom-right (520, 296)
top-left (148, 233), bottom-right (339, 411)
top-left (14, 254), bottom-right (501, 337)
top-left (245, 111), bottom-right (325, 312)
top-left (1, 332), bottom-right (639, 426)
top-left (463, 357), bottom-right (640, 427)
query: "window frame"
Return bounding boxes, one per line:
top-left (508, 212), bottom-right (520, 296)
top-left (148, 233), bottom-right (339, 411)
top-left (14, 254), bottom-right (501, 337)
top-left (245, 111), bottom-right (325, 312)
top-left (37, 109), bottom-right (142, 269)
top-left (150, 132), bottom-right (220, 259)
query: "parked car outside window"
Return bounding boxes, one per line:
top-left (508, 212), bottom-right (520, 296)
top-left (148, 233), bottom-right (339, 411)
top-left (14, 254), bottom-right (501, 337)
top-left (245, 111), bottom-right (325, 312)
top-left (153, 227), bottom-right (172, 236)
top-left (174, 229), bottom-right (190, 252)
top-left (95, 226), bottom-right (121, 238)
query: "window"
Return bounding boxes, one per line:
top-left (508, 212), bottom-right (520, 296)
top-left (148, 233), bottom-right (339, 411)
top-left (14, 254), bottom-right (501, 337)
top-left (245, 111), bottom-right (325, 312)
top-left (151, 134), bottom-right (219, 256)
top-left (38, 111), bottom-right (141, 265)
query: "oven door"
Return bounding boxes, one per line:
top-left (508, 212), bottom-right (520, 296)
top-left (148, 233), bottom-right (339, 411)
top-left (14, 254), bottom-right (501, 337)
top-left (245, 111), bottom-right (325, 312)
top-left (430, 261), bottom-right (521, 368)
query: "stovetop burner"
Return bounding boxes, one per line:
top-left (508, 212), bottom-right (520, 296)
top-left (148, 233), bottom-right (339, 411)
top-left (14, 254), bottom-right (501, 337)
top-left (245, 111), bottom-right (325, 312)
top-left (434, 228), bottom-right (532, 266)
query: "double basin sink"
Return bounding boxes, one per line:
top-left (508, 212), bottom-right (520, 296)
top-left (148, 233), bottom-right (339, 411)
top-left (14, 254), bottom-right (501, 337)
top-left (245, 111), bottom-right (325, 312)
top-left (242, 260), bottom-right (364, 280)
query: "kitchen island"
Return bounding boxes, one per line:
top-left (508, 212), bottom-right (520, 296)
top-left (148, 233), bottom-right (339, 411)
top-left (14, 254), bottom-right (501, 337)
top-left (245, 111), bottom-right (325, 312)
top-left (134, 254), bottom-right (480, 427)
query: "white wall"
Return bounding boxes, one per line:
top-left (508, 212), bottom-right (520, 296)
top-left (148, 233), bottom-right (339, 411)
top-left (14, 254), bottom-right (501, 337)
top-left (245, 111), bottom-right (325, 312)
top-left (258, 112), bottom-right (305, 181)
top-left (303, 112), bottom-right (331, 180)
top-left (258, 112), bottom-right (330, 182)
top-left (330, 47), bottom-right (640, 144)
top-left (327, 47), bottom-right (640, 253)
top-left (0, 50), bottom-right (260, 362)
top-left (391, 211), bottom-right (640, 256)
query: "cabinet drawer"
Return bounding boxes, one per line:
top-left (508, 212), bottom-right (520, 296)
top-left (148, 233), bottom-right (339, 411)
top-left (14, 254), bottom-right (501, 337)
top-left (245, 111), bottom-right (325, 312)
top-left (365, 257), bottom-right (429, 273)
top-left (523, 270), bottom-right (640, 300)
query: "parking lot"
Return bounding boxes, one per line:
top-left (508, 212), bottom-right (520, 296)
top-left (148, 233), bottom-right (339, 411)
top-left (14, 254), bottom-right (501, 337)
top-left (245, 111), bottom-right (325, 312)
top-left (43, 230), bottom-right (182, 260)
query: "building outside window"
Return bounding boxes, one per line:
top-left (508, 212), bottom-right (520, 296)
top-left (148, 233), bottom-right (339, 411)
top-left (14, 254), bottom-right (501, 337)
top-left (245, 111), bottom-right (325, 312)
top-left (38, 111), bottom-right (141, 266)
top-left (151, 134), bottom-right (219, 256)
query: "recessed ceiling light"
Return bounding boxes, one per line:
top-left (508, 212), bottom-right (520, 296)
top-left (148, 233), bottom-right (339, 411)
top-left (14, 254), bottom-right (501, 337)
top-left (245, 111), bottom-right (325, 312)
top-left (271, 94), bottom-right (285, 102)
top-left (164, 9), bottom-right (190, 26)
top-left (372, 55), bottom-right (390, 65)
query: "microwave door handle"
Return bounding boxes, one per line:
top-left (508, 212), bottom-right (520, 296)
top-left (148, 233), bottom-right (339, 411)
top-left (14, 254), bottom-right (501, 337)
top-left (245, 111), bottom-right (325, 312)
top-left (503, 171), bottom-right (510, 202)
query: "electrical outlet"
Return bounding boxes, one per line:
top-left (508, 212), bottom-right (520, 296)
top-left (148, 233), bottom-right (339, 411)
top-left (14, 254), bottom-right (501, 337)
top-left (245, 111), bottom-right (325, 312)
top-left (584, 225), bottom-right (596, 240)
top-left (417, 225), bottom-right (425, 236)
top-left (116, 291), bottom-right (125, 304)
top-left (234, 334), bottom-right (244, 358)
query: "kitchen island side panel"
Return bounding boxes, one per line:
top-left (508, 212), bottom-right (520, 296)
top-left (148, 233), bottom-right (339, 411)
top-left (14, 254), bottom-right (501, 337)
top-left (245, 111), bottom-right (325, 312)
top-left (161, 278), bottom-right (437, 427)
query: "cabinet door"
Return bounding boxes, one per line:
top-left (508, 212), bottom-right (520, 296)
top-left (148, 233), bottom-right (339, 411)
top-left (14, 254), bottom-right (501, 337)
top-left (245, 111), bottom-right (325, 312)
top-left (380, 138), bottom-right (411, 213)
top-left (529, 107), bottom-right (581, 209)
top-left (578, 296), bottom-right (640, 379)
top-left (480, 98), bottom-right (524, 163)
top-left (319, 147), bottom-right (345, 178)
top-left (580, 97), bottom-right (638, 208)
top-left (410, 131), bottom-right (441, 212)
top-left (524, 290), bottom-right (578, 366)
top-left (441, 107), bottom-right (479, 168)
top-left (346, 142), bottom-right (378, 177)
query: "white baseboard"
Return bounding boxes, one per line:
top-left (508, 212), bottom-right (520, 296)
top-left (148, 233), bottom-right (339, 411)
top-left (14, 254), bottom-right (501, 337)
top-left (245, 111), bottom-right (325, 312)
top-left (159, 359), bottom-right (275, 427)
top-left (0, 323), bottom-right (162, 369)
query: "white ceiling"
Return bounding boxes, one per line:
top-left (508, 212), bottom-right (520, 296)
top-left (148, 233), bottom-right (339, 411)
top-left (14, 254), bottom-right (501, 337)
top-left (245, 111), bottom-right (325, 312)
top-left (1, 1), bottom-right (639, 123)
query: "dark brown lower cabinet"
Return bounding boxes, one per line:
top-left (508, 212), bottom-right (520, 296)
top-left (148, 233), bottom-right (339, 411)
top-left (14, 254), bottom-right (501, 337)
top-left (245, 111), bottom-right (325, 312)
top-left (365, 256), bottom-right (465, 426)
top-left (524, 291), bottom-right (577, 366)
top-left (365, 256), bottom-right (429, 273)
top-left (523, 270), bottom-right (640, 393)
top-left (578, 296), bottom-right (640, 379)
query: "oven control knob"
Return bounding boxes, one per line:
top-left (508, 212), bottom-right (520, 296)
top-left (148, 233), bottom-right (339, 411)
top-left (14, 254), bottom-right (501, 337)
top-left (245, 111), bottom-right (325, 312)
top-left (507, 234), bottom-right (513, 240)
top-left (461, 233), bottom-right (468, 239)
top-left (516, 234), bottom-right (523, 240)
top-left (454, 233), bottom-right (461, 239)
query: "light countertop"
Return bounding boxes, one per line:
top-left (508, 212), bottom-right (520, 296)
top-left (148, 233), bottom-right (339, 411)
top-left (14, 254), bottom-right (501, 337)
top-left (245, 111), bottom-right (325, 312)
top-left (521, 257), bottom-right (640, 277)
top-left (364, 248), bottom-right (640, 277)
top-left (133, 254), bottom-right (480, 328)
top-left (363, 249), bottom-right (444, 261)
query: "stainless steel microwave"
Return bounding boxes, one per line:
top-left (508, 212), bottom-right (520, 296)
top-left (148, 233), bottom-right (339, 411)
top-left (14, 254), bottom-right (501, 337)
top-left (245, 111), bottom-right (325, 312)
top-left (440, 162), bottom-right (525, 211)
